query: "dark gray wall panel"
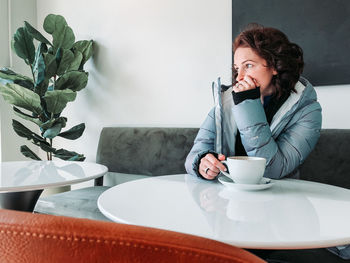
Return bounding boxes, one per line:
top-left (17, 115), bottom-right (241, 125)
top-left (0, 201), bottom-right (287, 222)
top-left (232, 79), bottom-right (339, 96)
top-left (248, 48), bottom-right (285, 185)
top-left (232, 0), bottom-right (350, 86)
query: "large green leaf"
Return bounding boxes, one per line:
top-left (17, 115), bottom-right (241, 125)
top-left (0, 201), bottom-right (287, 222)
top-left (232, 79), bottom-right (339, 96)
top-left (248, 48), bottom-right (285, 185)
top-left (43, 14), bottom-right (59, 34)
top-left (12, 119), bottom-right (46, 144)
top-left (43, 14), bottom-right (75, 49)
top-left (67, 51), bottom-right (83, 71)
top-left (55, 71), bottom-right (88, 91)
top-left (44, 53), bottom-right (57, 78)
top-left (34, 78), bottom-right (49, 98)
top-left (12, 119), bottom-right (53, 153)
top-left (54, 148), bottom-right (85, 161)
top-left (24, 21), bottom-right (52, 45)
top-left (13, 107), bottom-right (43, 126)
top-left (0, 83), bottom-right (41, 115)
top-left (38, 141), bottom-right (56, 153)
top-left (0, 68), bottom-right (34, 90)
top-left (13, 119), bottom-right (39, 140)
top-left (0, 68), bottom-right (32, 82)
top-left (43, 89), bottom-right (76, 114)
top-left (39, 97), bottom-right (52, 122)
top-left (55, 47), bottom-right (62, 64)
top-left (13, 120), bottom-right (33, 140)
top-left (58, 123), bottom-right (85, 140)
top-left (33, 44), bottom-right (46, 88)
top-left (57, 49), bottom-right (74, 75)
top-left (41, 117), bottom-right (67, 130)
top-left (13, 79), bottom-right (34, 90)
top-left (42, 117), bottom-right (67, 139)
top-left (13, 27), bottom-right (35, 65)
top-left (43, 122), bottom-right (64, 139)
top-left (72, 40), bottom-right (93, 68)
top-left (20, 145), bottom-right (41, 160)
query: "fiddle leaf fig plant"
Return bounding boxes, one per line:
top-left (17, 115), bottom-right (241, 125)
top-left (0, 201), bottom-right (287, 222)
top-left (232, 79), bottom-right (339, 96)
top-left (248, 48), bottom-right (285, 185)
top-left (0, 14), bottom-right (93, 161)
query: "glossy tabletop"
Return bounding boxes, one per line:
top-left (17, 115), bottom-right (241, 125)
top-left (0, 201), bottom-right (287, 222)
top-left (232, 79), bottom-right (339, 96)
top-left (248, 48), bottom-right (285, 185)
top-left (0, 161), bottom-right (108, 193)
top-left (98, 174), bottom-right (350, 249)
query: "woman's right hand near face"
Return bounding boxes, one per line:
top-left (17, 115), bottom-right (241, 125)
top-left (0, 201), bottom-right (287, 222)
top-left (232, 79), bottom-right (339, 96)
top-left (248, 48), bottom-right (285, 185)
top-left (233, 75), bottom-right (259, 93)
top-left (199, 153), bottom-right (227, 180)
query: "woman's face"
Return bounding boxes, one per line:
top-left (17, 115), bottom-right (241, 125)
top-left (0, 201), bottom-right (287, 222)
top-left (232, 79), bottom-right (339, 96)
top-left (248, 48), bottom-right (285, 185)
top-left (233, 47), bottom-right (277, 96)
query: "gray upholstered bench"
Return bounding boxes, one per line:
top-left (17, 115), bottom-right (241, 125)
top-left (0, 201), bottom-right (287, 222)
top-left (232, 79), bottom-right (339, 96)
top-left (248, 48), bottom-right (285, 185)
top-left (34, 127), bottom-right (199, 220)
top-left (35, 186), bottom-right (111, 221)
top-left (34, 128), bottom-right (350, 220)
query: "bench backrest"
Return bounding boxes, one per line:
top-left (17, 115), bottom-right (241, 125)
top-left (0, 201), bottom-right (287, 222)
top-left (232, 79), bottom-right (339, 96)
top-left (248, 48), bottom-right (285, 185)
top-left (96, 127), bottom-right (198, 176)
top-left (96, 127), bottom-right (350, 188)
top-left (299, 129), bottom-right (350, 188)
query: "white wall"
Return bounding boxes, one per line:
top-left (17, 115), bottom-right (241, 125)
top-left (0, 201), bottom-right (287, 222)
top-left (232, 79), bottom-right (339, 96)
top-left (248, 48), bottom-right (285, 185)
top-left (0, 0), bottom-right (8, 162)
top-left (316, 85), bottom-right (350, 129)
top-left (36, 0), bottom-right (232, 162)
top-left (1, 0), bottom-right (350, 163)
top-left (0, 0), bottom-right (9, 66)
top-left (0, 0), bottom-right (38, 161)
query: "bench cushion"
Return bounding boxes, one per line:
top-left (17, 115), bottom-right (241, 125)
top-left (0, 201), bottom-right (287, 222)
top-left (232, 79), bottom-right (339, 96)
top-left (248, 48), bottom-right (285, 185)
top-left (34, 173), bottom-right (150, 220)
top-left (34, 186), bottom-right (111, 221)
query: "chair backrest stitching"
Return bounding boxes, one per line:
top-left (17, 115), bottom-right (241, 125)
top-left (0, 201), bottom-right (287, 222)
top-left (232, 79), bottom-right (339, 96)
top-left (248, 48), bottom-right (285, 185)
top-left (0, 227), bottom-right (252, 263)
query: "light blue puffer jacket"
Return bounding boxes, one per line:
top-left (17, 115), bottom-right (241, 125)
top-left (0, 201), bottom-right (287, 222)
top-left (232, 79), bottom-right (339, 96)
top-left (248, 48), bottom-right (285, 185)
top-left (185, 77), bottom-right (322, 179)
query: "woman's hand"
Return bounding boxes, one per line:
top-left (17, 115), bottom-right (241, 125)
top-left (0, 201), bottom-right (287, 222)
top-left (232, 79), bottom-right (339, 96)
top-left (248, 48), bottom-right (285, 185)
top-left (233, 75), bottom-right (259, 93)
top-left (199, 153), bottom-right (226, 180)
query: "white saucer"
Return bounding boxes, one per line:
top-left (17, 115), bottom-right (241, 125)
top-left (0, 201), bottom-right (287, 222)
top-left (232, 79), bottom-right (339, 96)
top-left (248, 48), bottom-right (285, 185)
top-left (218, 176), bottom-right (274, 191)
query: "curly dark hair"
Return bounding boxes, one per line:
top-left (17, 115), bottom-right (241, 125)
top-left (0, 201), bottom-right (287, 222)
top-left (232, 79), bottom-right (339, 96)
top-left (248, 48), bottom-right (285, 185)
top-left (233, 23), bottom-right (304, 98)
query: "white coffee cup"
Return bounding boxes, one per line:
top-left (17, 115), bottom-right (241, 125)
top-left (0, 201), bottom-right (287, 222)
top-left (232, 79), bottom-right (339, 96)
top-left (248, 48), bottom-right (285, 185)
top-left (221, 156), bottom-right (266, 184)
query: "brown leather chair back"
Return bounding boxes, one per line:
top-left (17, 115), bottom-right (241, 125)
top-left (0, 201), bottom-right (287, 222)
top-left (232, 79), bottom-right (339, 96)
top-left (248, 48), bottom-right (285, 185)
top-left (0, 209), bottom-right (265, 263)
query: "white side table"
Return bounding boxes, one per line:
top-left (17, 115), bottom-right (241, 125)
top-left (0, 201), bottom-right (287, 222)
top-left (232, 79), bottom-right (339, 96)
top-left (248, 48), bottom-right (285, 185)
top-left (0, 160), bottom-right (107, 211)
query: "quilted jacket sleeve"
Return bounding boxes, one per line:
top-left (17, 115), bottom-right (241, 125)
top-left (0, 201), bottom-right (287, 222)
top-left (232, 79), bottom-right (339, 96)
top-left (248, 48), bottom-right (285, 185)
top-left (185, 108), bottom-right (217, 177)
top-left (232, 97), bottom-right (322, 179)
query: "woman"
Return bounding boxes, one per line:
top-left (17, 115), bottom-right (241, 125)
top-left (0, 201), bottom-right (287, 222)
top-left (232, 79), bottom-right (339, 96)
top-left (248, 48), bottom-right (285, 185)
top-left (185, 23), bottom-right (322, 181)
top-left (185, 24), bottom-right (350, 263)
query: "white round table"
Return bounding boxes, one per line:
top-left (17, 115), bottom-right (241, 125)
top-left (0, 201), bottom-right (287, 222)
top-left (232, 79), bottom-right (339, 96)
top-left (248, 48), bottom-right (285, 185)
top-left (0, 160), bottom-right (108, 211)
top-left (98, 174), bottom-right (350, 249)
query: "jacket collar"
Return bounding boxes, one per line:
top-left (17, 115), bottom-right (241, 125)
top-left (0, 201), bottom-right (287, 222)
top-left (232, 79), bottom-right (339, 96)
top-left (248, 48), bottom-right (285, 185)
top-left (270, 81), bottom-right (306, 132)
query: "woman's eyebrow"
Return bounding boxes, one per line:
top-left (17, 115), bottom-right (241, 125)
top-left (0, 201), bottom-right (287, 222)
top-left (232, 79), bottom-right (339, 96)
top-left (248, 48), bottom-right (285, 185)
top-left (233, 59), bottom-right (256, 67)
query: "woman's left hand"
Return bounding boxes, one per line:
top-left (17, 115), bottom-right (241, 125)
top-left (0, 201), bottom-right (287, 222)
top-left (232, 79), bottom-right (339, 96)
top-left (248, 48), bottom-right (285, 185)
top-left (233, 75), bottom-right (258, 93)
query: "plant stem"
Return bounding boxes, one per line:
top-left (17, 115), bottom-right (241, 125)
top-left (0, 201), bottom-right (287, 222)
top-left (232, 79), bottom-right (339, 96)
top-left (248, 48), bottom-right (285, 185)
top-left (46, 151), bottom-right (49, 160)
top-left (50, 139), bottom-right (53, 160)
top-left (53, 75), bottom-right (56, 90)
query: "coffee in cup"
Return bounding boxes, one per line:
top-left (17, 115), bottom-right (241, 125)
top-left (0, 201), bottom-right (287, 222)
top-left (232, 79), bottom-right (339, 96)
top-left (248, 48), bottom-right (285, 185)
top-left (221, 156), bottom-right (266, 184)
